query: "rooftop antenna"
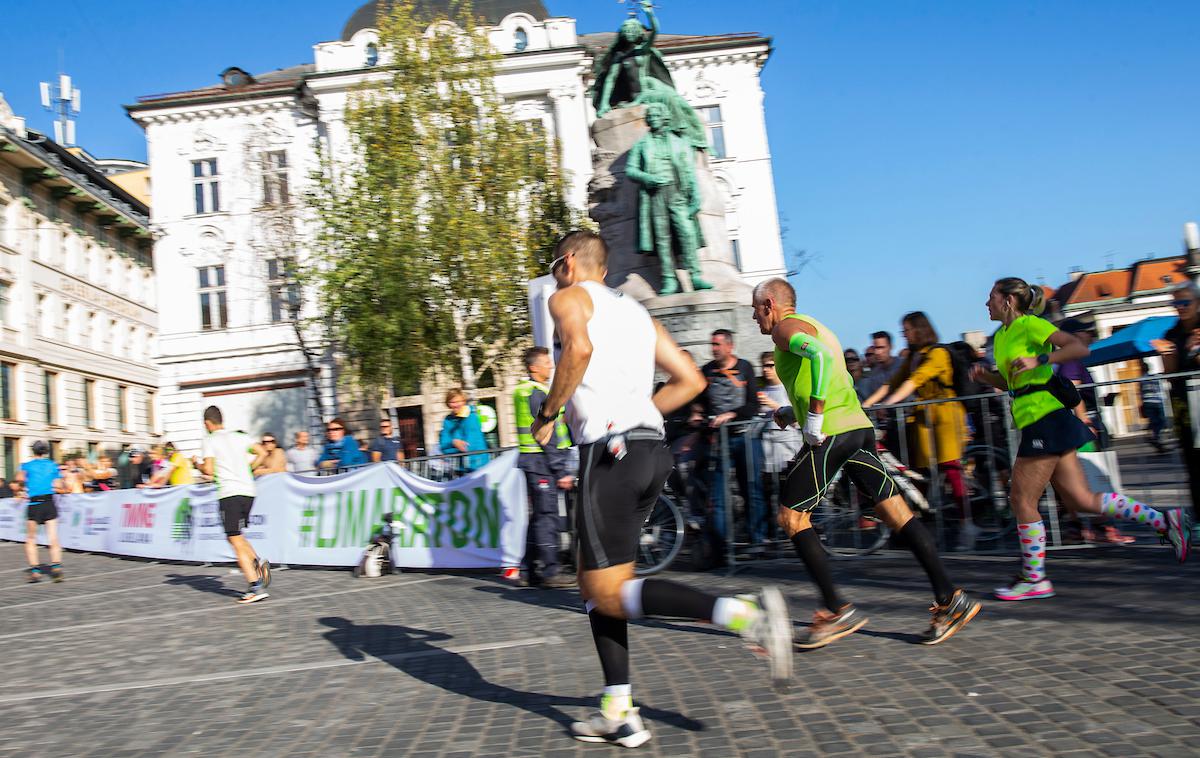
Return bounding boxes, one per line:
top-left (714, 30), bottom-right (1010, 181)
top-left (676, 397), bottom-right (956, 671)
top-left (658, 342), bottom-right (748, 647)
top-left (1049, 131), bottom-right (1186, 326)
top-left (39, 71), bottom-right (80, 146)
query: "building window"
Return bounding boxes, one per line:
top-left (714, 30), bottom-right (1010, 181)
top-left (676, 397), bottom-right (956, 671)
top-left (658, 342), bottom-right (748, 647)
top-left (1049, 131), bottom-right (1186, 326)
top-left (3, 437), bottom-right (16, 481)
top-left (0, 198), bottom-right (7, 248)
top-left (198, 265), bottom-right (228, 331)
top-left (0, 362), bottom-right (13, 421)
top-left (118, 384), bottom-right (128, 432)
top-left (88, 441), bottom-right (98, 462)
top-left (49, 440), bottom-right (60, 464)
top-left (514, 28), bottom-right (529, 52)
top-left (365, 42), bottom-right (379, 67)
top-left (0, 282), bottom-right (10, 326)
top-left (44, 370), bottom-right (57, 425)
top-left (84, 378), bottom-right (97, 428)
top-left (267, 258), bottom-right (300, 323)
top-left (262, 151), bottom-right (290, 206)
top-left (192, 158), bottom-right (220, 214)
top-left (147, 390), bottom-right (156, 433)
top-left (731, 239), bottom-right (742, 271)
top-left (698, 105), bottom-right (726, 159)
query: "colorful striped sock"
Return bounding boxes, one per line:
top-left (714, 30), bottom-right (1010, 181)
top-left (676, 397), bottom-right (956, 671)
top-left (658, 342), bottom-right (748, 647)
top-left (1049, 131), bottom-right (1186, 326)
top-left (1018, 521), bottom-right (1047, 581)
top-left (1099, 493), bottom-right (1166, 532)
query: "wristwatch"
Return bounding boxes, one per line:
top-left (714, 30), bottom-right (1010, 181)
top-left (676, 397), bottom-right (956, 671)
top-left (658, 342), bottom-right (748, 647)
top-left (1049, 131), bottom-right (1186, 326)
top-left (536, 408), bottom-right (558, 424)
top-left (1036, 353), bottom-right (1050, 366)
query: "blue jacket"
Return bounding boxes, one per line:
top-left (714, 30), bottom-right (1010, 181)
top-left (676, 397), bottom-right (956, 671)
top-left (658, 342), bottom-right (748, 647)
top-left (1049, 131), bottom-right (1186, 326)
top-left (317, 437), bottom-right (367, 469)
top-left (439, 408), bottom-right (488, 471)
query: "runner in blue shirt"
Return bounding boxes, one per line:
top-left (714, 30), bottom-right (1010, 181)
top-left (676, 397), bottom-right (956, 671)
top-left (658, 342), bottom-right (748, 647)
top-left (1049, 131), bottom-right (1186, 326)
top-left (16, 441), bottom-right (64, 583)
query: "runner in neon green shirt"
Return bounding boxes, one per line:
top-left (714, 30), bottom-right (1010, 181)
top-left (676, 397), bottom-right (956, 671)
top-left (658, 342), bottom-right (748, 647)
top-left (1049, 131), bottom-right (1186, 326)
top-left (973, 277), bottom-right (1191, 602)
top-left (751, 278), bottom-right (980, 648)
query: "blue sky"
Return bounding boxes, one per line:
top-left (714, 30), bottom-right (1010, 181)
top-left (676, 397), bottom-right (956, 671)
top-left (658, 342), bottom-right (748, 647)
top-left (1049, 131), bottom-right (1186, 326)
top-left (3, 1), bottom-right (1199, 351)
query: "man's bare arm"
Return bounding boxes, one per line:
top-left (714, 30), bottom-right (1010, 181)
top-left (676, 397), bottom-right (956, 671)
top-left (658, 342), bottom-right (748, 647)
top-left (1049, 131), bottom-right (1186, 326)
top-left (651, 319), bottom-right (706, 416)
top-left (532, 287), bottom-right (593, 445)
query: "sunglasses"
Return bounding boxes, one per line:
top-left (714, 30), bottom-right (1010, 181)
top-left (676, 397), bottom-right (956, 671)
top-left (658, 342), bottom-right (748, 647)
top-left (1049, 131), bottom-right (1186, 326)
top-left (1174, 299), bottom-right (1194, 308)
top-left (327, 426), bottom-right (344, 432)
top-left (548, 252), bottom-right (570, 275)
top-left (261, 439), bottom-right (276, 445)
top-left (763, 363), bottom-right (775, 368)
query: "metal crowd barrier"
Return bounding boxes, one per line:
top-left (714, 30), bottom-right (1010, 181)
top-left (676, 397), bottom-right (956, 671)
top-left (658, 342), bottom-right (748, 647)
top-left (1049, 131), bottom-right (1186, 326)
top-left (695, 370), bottom-right (1199, 573)
top-left (296, 447), bottom-right (514, 481)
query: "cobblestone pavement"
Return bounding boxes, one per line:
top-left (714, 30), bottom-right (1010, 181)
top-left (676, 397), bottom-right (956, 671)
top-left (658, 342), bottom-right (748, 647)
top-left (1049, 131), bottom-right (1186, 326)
top-left (0, 534), bottom-right (1196, 758)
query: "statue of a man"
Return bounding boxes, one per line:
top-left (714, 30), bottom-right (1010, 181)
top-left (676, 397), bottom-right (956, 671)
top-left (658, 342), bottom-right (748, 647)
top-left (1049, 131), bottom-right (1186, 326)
top-left (626, 102), bottom-right (713, 296)
top-left (592, 1), bottom-right (708, 149)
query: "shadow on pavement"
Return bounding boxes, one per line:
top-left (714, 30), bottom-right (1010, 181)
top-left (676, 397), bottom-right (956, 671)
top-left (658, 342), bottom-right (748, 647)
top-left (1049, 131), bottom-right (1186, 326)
top-left (318, 617), bottom-right (705, 736)
top-left (163, 573), bottom-right (242, 598)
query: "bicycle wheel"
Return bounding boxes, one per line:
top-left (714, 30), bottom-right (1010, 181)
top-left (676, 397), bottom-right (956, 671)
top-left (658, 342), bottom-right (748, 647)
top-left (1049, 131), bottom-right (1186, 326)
top-left (812, 475), bottom-right (891, 558)
top-left (962, 444), bottom-right (1016, 543)
top-left (635, 493), bottom-right (685, 576)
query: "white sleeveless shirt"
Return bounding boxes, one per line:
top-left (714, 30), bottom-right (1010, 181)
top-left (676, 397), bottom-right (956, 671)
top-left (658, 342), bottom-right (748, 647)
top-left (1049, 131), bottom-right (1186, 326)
top-left (558, 281), bottom-right (664, 445)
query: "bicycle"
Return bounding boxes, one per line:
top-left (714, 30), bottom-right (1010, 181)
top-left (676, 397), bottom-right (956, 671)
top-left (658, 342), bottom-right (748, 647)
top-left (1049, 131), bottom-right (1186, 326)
top-left (634, 488), bottom-right (685, 575)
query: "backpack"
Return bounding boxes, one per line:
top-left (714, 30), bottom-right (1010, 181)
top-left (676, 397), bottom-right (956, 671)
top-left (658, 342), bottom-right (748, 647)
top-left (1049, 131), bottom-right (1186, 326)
top-left (938, 341), bottom-right (978, 398)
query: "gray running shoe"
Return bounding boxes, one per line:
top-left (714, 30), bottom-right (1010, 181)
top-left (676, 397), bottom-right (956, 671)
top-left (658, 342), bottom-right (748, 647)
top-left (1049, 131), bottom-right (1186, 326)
top-left (795, 604), bottom-right (868, 650)
top-left (921, 589), bottom-right (981, 645)
top-left (1164, 509), bottom-right (1191, 563)
top-left (739, 586), bottom-right (793, 691)
top-left (257, 557), bottom-right (271, 588)
top-left (570, 708), bottom-right (651, 748)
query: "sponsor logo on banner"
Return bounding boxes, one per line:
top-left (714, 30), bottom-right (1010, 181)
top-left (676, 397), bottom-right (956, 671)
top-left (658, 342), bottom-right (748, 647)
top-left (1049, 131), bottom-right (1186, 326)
top-left (119, 501), bottom-right (157, 544)
top-left (172, 499), bottom-right (193, 542)
top-left (299, 484), bottom-right (502, 550)
top-left (84, 507), bottom-right (111, 536)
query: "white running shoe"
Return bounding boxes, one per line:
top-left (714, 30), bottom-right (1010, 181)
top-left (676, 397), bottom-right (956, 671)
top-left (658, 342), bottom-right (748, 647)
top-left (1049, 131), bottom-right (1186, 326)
top-left (739, 586), bottom-right (793, 691)
top-left (570, 708), bottom-right (651, 748)
top-left (994, 576), bottom-right (1054, 601)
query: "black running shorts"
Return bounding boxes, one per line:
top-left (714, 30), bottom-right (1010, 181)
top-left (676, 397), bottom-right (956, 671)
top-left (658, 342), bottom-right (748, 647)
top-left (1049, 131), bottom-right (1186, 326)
top-left (576, 439), bottom-right (673, 570)
top-left (26, 495), bottom-right (58, 525)
top-left (1016, 408), bottom-right (1095, 458)
top-left (781, 427), bottom-right (898, 512)
top-left (219, 495), bottom-right (255, 537)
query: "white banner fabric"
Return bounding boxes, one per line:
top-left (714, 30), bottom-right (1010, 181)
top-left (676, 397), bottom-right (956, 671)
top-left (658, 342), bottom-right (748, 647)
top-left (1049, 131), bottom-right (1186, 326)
top-left (0, 451), bottom-right (527, 569)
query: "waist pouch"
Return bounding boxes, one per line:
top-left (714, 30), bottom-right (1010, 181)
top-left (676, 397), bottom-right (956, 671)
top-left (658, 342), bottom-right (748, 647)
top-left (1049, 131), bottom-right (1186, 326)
top-left (1010, 373), bottom-right (1081, 410)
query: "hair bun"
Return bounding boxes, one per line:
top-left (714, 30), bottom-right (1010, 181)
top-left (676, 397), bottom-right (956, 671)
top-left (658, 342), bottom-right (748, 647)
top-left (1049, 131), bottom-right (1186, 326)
top-left (1028, 285), bottom-right (1046, 316)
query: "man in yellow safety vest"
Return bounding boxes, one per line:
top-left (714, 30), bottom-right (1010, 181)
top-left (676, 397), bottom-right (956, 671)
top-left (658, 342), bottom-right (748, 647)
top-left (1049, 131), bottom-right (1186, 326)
top-left (513, 346), bottom-right (576, 588)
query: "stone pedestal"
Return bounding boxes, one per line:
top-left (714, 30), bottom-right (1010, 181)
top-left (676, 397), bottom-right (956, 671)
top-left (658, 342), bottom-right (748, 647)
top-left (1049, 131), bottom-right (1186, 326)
top-left (589, 106), bottom-right (772, 361)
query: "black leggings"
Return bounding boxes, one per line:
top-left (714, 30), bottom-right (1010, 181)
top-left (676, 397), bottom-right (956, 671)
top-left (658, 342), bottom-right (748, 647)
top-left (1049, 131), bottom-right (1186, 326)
top-left (781, 427), bottom-right (898, 512)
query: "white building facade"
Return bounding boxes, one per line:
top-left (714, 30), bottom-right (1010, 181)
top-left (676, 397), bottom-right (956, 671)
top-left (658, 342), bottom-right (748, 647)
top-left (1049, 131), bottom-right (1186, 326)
top-left (0, 95), bottom-right (159, 476)
top-left (127, 1), bottom-right (787, 454)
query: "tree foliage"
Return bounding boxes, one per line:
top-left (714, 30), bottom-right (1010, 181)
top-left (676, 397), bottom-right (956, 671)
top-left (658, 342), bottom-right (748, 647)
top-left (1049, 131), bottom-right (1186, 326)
top-left (308, 0), bottom-right (580, 394)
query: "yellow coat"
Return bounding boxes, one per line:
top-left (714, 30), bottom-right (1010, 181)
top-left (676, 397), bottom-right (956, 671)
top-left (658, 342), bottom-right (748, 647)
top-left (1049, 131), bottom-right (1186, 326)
top-left (894, 346), bottom-right (966, 467)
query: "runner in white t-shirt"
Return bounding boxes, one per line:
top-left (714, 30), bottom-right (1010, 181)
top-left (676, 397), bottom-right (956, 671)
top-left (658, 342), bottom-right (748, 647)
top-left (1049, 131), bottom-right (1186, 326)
top-left (198, 405), bottom-right (271, 604)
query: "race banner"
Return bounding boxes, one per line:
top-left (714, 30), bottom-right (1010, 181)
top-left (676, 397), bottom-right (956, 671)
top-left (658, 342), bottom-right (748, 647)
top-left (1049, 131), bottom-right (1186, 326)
top-left (0, 450), bottom-right (527, 569)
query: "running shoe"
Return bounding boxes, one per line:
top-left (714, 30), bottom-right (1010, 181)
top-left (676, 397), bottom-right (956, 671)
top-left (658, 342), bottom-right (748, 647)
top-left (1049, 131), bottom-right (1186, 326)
top-left (1094, 525), bottom-right (1135, 545)
top-left (794, 604), bottom-right (867, 650)
top-left (257, 557), bottom-right (272, 589)
top-left (236, 584), bottom-right (270, 604)
top-left (737, 587), bottom-right (793, 690)
top-left (921, 589), bottom-right (981, 645)
top-left (1162, 509), bottom-right (1191, 563)
top-left (570, 707), bottom-right (651, 748)
top-left (994, 575), bottom-right (1054, 601)
top-left (26, 567), bottom-right (42, 584)
top-left (49, 564), bottom-right (64, 583)
top-left (500, 567), bottom-right (521, 582)
top-left (539, 573), bottom-right (576, 589)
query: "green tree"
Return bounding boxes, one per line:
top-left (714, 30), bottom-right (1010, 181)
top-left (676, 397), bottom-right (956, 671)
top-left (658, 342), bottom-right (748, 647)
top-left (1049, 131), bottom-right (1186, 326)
top-left (308, 0), bottom-right (581, 397)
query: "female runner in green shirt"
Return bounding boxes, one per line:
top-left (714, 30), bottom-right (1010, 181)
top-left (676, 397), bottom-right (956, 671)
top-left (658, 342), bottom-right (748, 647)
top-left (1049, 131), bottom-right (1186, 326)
top-left (973, 277), bottom-right (1191, 601)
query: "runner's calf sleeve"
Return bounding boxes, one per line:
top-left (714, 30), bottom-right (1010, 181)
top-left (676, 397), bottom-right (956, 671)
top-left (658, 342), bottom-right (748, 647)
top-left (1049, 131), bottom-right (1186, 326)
top-left (791, 529), bottom-right (845, 612)
top-left (586, 599), bottom-right (630, 687)
top-left (898, 519), bottom-right (954, 605)
top-left (620, 577), bottom-right (718, 621)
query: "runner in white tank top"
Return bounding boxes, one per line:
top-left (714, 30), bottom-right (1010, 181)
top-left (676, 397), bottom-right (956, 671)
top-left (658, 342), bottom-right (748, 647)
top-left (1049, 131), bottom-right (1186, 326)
top-left (560, 280), bottom-right (663, 445)
top-left (531, 232), bottom-right (792, 747)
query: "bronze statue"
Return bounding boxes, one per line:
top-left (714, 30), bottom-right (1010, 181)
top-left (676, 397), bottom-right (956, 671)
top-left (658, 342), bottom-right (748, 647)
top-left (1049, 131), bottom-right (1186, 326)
top-left (592, 1), bottom-right (708, 149)
top-left (626, 102), bottom-right (713, 295)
